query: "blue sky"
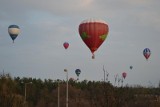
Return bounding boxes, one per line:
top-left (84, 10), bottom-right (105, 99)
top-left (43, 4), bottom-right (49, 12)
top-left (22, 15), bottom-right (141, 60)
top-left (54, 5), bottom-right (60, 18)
top-left (0, 0), bottom-right (160, 87)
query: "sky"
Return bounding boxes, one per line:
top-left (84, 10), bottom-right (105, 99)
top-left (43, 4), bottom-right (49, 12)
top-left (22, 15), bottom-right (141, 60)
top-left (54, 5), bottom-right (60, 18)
top-left (0, 0), bottom-right (160, 87)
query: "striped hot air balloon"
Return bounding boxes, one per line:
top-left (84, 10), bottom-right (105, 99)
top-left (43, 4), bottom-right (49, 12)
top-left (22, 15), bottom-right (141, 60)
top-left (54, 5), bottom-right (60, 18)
top-left (8, 25), bottom-right (20, 43)
top-left (143, 48), bottom-right (151, 60)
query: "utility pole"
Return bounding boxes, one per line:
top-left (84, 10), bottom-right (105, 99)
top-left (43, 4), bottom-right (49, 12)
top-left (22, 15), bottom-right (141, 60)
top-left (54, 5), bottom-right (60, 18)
top-left (57, 80), bottom-right (60, 107)
top-left (64, 69), bottom-right (68, 107)
top-left (24, 82), bottom-right (32, 107)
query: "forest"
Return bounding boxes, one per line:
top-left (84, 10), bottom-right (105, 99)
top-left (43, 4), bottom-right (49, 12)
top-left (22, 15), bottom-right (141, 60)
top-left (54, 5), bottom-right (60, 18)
top-left (0, 74), bottom-right (160, 107)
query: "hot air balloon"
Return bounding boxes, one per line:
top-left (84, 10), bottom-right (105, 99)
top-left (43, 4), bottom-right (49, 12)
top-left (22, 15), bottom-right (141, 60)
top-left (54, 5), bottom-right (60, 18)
top-left (8, 25), bottom-right (20, 43)
top-left (69, 77), bottom-right (75, 81)
top-left (130, 66), bottom-right (133, 70)
top-left (143, 48), bottom-right (151, 60)
top-left (75, 69), bottom-right (81, 80)
top-left (63, 42), bottom-right (69, 49)
top-left (79, 18), bottom-right (109, 59)
top-left (122, 72), bottom-right (127, 79)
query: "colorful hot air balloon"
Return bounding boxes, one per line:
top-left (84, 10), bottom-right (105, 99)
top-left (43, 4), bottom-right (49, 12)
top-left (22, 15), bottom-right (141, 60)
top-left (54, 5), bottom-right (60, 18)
top-left (75, 69), bottom-right (81, 80)
top-left (143, 48), bottom-right (151, 60)
top-left (122, 72), bottom-right (127, 79)
top-left (8, 25), bottom-right (20, 43)
top-left (63, 42), bottom-right (69, 49)
top-left (79, 18), bottom-right (109, 59)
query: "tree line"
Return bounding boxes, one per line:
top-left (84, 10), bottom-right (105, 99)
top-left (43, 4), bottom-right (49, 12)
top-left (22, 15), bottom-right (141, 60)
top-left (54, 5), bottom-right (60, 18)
top-left (0, 74), bottom-right (160, 107)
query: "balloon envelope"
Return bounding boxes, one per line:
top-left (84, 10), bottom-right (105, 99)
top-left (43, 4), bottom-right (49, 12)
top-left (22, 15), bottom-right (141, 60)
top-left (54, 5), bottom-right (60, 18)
top-left (63, 42), bottom-right (69, 49)
top-left (75, 69), bottom-right (81, 77)
top-left (69, 78), bottom-right (75, 81)
top-left (130, 66), bottom-right (133, 69)
top-left (122, 72), bottom-right (127, 79)
top-left (8, 25), bottom-right (20, 43)
top-left (143, 48), bottom-right (151, 60)
top-left (79, 18), bottom-right (109, 58)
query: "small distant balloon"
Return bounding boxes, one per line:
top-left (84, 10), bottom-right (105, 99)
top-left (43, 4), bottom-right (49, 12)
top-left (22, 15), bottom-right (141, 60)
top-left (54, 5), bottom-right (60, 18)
top-left (63, 42), bottom-right (69, 49)
top-left (122, 72), bottom-right (127, 79)
top-left (130, 66), bottom-right (133, 70)
top-left (75, 69), bottom-right (81, 79)
top-left (143, 48), bottom-right (151, 60)
top-left (64, 69), bottom-right (67, 72)
top-left (8, 25), bottom-right (20, 43)
top-left (69, 78), bottom-right (75, 81)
